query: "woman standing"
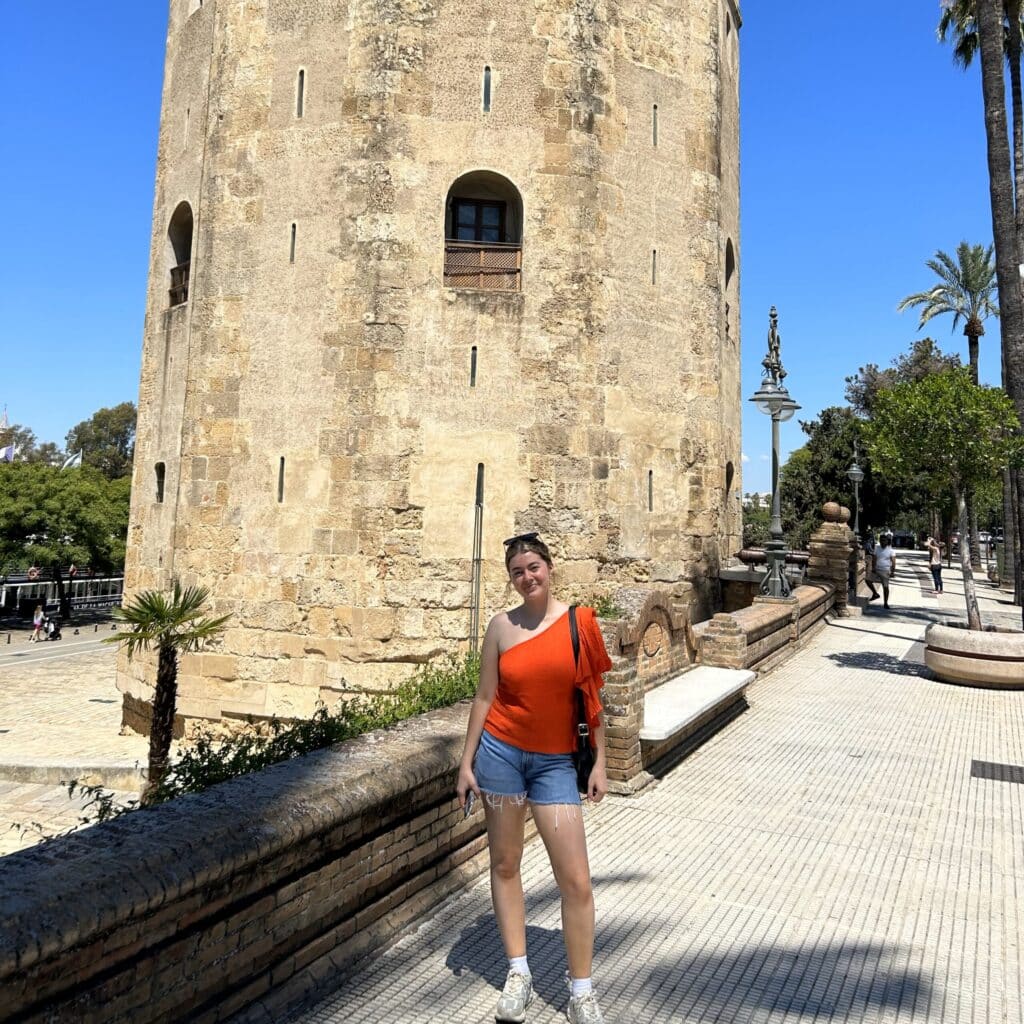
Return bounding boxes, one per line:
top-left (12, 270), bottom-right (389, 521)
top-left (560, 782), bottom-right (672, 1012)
top-left (457, 533), bottom-right (612, 1024)
top-left (925, 535), bottom-right (944, 594)
top-left (31, 604), bottom-right (44, 643)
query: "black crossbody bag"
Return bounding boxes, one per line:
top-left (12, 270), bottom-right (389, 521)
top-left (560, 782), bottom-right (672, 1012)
top-left (569, 606), bottom-right (594, 794)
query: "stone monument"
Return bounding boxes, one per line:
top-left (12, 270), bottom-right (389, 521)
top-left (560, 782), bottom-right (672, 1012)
top-left (119, 0), bottom-right (744, 733)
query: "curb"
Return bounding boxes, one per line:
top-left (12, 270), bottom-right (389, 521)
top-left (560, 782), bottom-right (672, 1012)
top-left (0, 762), bottom-right (145, 792)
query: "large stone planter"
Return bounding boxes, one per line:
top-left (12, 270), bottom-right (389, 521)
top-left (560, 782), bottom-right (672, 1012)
top-left (924, 620), bottom-right (1024, 689)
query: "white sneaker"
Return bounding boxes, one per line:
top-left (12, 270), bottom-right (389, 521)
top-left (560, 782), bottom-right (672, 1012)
top-left (566, 978), bottom-right (605, 1024)
top-left (496, 969), bottom-right (534, 1022)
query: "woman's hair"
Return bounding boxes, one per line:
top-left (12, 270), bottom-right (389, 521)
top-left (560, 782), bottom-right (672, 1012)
top-left (503, 533), bottom-right (553, 573)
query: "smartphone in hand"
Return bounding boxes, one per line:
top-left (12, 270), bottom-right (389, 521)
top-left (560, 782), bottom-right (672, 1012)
top-left (464, 791), bottom-right (476, 818)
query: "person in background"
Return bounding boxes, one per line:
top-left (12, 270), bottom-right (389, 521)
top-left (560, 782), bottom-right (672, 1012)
top-left (925, 535), bottom-right (944, 595)
top-left (861, 529), bottom-right (880, 602)
top-left (31, 604), bottom-right (44, 642)
top-left (874, 534), bottom-right (897, 609)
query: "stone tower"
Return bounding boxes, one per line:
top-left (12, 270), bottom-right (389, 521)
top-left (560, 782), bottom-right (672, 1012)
top-left (119, 0), bottom-right (743, 732)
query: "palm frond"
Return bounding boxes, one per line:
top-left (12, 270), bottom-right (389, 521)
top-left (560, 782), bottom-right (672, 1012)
top-left (898, 242), bottom-right (998, 336)
top-left (105, 578), bottom-right (228, 659)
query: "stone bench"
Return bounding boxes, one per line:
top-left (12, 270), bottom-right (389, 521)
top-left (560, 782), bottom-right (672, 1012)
top-left (637, 665), bottom-right (755, 771)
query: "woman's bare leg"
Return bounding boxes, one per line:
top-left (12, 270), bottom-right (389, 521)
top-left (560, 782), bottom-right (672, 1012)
top-left (531, 804), bottom-right (594, 978)
top-left (484, 796), bottom-right (530, 958)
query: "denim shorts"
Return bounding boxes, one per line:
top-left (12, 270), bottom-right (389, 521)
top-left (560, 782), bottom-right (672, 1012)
top-left (474, 729), bottom-right (580, 806)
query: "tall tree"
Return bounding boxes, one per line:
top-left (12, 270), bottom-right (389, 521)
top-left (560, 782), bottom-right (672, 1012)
top-left (977, 0), bottom-right (1024, 619)
top-left (0, 422), bottom-right (64, 465)
top-left (939, 0), bottom-right (1024, 591)
top-left (846, 338), bottom-right (962, 417)
top-left (64, 402), bottom-right (137, 480)
top-left (869, 368), bottom-right (1023, 629)
top-left (108, 582), bottom-right (229, 804)
top-left (896, 243), bottom-right (997, 383)
top-left (0, 463), bottom-right (130, 617)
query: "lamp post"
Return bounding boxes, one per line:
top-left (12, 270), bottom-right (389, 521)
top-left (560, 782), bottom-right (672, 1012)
top-left (847, 445), bottom-right (864, 539)
top-left (749, 306), bottom-right (800, 598)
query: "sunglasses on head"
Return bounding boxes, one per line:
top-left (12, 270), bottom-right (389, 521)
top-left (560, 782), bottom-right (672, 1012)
top-left (503, 531), bottom-right (540, 548)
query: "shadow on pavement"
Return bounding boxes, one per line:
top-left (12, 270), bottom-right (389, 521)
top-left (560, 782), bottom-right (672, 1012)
top-left (825, 649), bottom-right (932, 678)
top-left (638, 941), bottom-right (931, 1018)
top-left (445, 871), bottom-right (651, 1005)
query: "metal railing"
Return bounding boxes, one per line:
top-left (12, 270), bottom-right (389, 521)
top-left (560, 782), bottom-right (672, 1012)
top-left (444, 241), bottom-right (522, 291)
top-left (169, 260), bottom-right (191, 306)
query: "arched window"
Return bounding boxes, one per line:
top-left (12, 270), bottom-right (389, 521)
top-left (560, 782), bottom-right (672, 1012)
top-left (444, 171), bottom-right (524, 291)
top-left (168, 201), bottom-right (194, 307)
top-left (724, 237), bottom-right (737, 340)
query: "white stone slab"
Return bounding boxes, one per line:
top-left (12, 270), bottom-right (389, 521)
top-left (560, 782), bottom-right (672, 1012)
top-left (639, 666), bottom-right (755, 742)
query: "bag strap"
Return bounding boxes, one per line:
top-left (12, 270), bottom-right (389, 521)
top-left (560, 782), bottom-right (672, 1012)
top-left (569, 605), bottom-right (580, 669)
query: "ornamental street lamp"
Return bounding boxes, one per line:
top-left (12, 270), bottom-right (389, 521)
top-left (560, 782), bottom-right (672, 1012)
top-left (749, 306), bottom-right (800, 598)
top-left (846, 444), bottom-right (864, 539)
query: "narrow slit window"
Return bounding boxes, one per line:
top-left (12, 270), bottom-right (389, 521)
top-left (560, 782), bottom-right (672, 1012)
top-left (184, 107), bottom-right (190, 147)
top-left (648, 470), bottom-right (653, 512)
top-left (289, 223), bottom-right (297, 263)
top-left (155, 462), bottom-right (166, 504)
top-left (277, 457), bottom-right (285, 502)
top-left (470, 345), bottom-right (478, 387)
top-left (651, 249), bottom-right (657, 285)
top-left (652, 104), bottom-right (658, 147)
top-left (296, 70), bottom-right (305, 118)
top-left (482, 67), bottom-right (492, 112)
top-left (475, 463), bottom-right (485, 507)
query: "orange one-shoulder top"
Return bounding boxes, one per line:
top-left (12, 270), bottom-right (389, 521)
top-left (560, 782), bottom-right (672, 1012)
top-left (484, 606), bottom-right (612, 754)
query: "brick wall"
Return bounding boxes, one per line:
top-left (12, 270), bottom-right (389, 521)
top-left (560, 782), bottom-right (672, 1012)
top-left (697, 583), bottom-right (836, 672)
top-left (0, 703), bottom-right (525, 1024)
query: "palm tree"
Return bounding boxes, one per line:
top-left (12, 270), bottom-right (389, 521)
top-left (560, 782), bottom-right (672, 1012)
top-left (107, 580), bottom-right (229, 803)
top-left (897, 243), bottom-right (997, 384)
top-left (977, 0), bottom-right (1024, 624)
top-left (940, 0), bottom-right (1024, 594)
top-left (899, 243), bottom-right (999, 570)
top-left (939, 2), bottom-right (1024, 267)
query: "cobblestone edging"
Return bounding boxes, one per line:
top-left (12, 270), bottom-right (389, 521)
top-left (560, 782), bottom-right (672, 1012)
top-left (0, 702), bottom-right (495, 1024)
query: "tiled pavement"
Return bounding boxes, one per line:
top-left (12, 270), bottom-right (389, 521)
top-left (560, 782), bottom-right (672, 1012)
top-left (0, 639), bottom-right (143, 854)
top-left (283, 554), bottom-right (1024, 1024)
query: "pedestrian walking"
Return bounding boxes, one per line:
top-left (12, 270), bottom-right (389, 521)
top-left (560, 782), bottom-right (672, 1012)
top-left (874, 534), bottom-right (897, 609)
top-left (457, 533), bottom-right (612, 1024)
top-left (31, 604), bottom-right (44, 643)
top-left (861, 529), bottom-right (880, 602)
top-left (925, 535), bottom-right (944, 594)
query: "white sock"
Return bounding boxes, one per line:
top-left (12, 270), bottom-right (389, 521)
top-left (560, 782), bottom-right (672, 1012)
top-left (509, 955), bottom-right (531, 977)
top-left (570, 977), bottom-right (593, 998)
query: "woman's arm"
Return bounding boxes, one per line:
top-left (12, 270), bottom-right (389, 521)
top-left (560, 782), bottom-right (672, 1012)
top-left (456, 615), bottom-right (502, 805)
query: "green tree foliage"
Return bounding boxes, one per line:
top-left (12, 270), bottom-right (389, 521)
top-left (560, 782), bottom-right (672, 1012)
top-left (108, 581), bottom-right (230, 803)
top-left (742, 493), bottom-right (771, 548)
top-left (868, 368), bottom-right (1024, 628)
top-left (778, 407), bottom-right (901, 550)
top-left (845, 338), bottom-right (962, 417)
top-left (896, 242), bottom-right (997, 382)
top-left (64, 402), bottom-right (137, 480)
top-left (0, 462), bottom-right (130, 615)
top-left (0, 422), bottom-right (64, 465)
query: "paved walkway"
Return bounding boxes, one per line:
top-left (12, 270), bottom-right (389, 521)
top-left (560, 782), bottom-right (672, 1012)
top-left (282, 553), bottom-right (1024, 1024)
top-left (0, 632), bottom-right (143, 855)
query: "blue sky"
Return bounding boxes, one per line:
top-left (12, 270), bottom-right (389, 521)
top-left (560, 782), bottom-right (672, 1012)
top-left (0, 3), bottom-right (1003, 495)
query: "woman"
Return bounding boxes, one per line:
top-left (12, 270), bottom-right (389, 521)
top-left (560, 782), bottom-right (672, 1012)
top-left (457, 533), bottom-right (612, 1024)
top-left (31, 605), bottom-right (44, 643)
top-left (925, 535), bottom-right (944, 594)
